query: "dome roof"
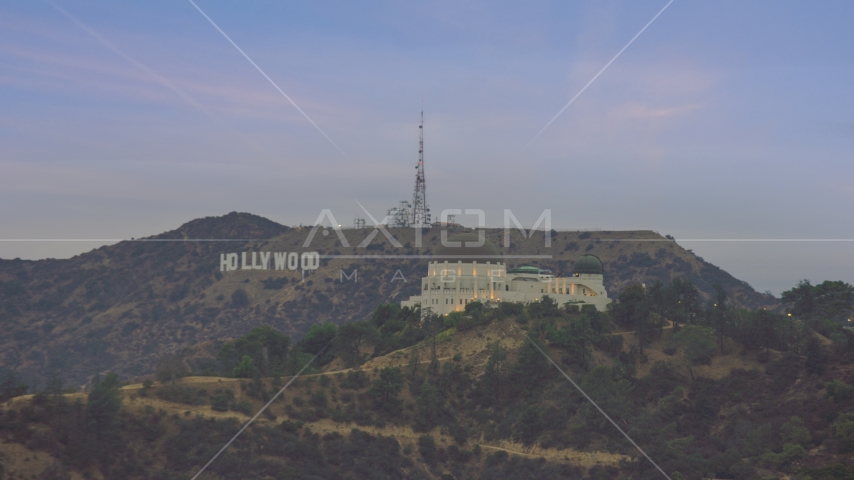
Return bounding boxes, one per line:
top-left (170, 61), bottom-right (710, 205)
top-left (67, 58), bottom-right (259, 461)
top-left (433, 233), bottom-right (501, 263)
top-left (574, 254), bottom-right (603, 274)
top-left (507, 265), bottom-right (540, 275)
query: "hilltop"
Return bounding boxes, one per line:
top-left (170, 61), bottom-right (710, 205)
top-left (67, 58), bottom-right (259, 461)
top-left (0, 212), bottom-right (777, 385)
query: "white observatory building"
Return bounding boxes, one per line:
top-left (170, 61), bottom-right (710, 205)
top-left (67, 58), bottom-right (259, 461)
top-left (401, 233), bottom-right (611, 315)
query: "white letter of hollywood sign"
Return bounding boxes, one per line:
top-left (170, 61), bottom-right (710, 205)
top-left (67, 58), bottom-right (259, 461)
top-left (220, 252), bottom-right (319, 272)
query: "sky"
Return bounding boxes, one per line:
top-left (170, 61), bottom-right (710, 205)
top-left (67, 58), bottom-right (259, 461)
top-left (1, 0), bottom-right (853, 296)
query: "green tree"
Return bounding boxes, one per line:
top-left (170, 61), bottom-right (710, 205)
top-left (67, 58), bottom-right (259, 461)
top-left (528, 295), bottom-right (559, 319)
top-left (407, 348), bottom-right (420, 379)
top-left (217, 325), bottom-right (291, 376)
top-left (511, 339), bottom-right (554, 393)
top-left (371, 303), bottom-right (401, 328)
top-left (708, 284), bottom-right (730, 353)
top-left (233, 355), bottom-right (259, 378)
top-left (831, 412), bottom-right (854, 453)
top-left (610, 284), bottom-right (653, 354)
top-left (780, 416), bottom-right (811, 447)
top-left (671, 278), bottom-right (702, 329)
top-left (298, 322), bottom-right (337, 354)
top-left (245, 326), bottom-right (291, 362)
top-left (581, 304), bottom-right (603, 335)
top-left (333, 321), bottom-right (377, 367)
top-left (418, 434), bottom-right (438, 463)
top-left (368, 367), bottom-right (404, 414)
top-left (782, 279), bottom-right (854, 326)
top-left (415, 382), bottom-right (447, 431)
top-left (84, 373), bottom-right (123, 463)
top-left (739, 309), bottom-right (785, 353)
top-left (464, 300), bottom-right (485, 316)
top-left (514, 405), bottom-right (544, 445)
top-left (579, 365), bottom-right (634, 431)
top-left (825, 380), bottom-right (853, 403)
top-left (782, 280), bottom-right (815, 318)
top-left (804, 334), bottom-right (827, 375)
top-left (298, 322), bottom-right (338, 365)
top-left (473, 342), bottom-right (509, 406)
top-left (545, 316), bottom-right (592, 369)
top-left (674, 325), bottom-right (716, 380)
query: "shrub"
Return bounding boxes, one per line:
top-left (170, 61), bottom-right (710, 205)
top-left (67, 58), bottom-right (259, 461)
top-left (831, 412), bottom-right (854, 453)
top-left (485, 450), bottom-right (508, 467)
top-left (155, 384), bottom-right (208, 405)
top-left (231, 399), bottom-right (254, 416)
top-left (233, 355), bottom-right (259, 378)
top-left (826, 380), bottom-right (853, 403)
top-left (759, 442), bottom-right (806, 470)
top-left (593, 334), bottom-right (624, 356)
top-left (309, 391), bottom-right (328, 409)
top-left (210, 390), bottom-right (233, 412)
top-left (418, 435), bottom-right (437, 463)
top-left (340, 370), bottom-right (370, 390)
top-left (231, 289), bottom-right (250, 308)
top-left (499, 302), bottom-right (524, 316)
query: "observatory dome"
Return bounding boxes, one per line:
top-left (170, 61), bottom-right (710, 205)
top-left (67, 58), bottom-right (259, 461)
top-left (573, 254), bottom-right (603, 274)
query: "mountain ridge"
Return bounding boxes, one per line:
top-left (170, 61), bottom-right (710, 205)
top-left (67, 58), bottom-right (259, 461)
top-left (0, 212), bottom-right (777, 385)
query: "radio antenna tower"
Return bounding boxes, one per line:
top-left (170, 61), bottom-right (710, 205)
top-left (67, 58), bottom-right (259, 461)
top-left (411, 110), bottom-right (430, 228)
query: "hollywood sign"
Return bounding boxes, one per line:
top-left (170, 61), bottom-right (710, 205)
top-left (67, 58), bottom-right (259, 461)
top-left (220, 252), bottom-right (320, 272)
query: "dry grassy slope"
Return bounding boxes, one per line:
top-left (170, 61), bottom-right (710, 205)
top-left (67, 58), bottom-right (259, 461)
top-left (0, 213), bottom-right (777, 385)
top-left (1, 319), bottom-right (796, 479)
top-left (1, 320), bottom-right (630, 476)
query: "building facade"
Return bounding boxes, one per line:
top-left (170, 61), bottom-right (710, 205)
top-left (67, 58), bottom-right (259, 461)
top-left (401, 234), bottom-right (611, 314)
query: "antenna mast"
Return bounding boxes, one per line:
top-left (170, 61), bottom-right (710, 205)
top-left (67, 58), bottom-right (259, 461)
top-left (411, 110), bottom-right (430, 228)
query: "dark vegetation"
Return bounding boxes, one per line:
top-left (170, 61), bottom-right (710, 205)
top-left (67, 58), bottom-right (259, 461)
top-left (2, 276), bottom-right (852, 479)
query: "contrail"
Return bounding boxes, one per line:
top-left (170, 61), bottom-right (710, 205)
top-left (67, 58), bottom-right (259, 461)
top-left (188, 0), bottom-right (352, 162)
top-left (46, 0), bottom-right (215, 115)
top-left (525, 0), bottom-right (676, 148)
top-left (43, 0), bottom-right (273, 159)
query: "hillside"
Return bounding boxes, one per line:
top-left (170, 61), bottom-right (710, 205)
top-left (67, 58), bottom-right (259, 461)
top-left (0, 212), bottom-right (777, 385)
top-left (1, 306), bottom-right (853, 480)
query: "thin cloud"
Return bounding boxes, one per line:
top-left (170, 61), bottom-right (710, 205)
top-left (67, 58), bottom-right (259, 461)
top-left (612, 102), bottom-right (702, 120)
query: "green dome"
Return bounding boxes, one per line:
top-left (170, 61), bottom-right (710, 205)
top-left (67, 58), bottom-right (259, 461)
top-left (507, 265), bottom-right (540, 274)
top-left (574, 254), bottom-right (603, 274)
top-left (433, 233), bottom-right (501, 262)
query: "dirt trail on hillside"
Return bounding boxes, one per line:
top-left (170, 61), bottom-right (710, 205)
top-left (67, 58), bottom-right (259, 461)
top-left (295, 418), bottom-right (626, 468)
